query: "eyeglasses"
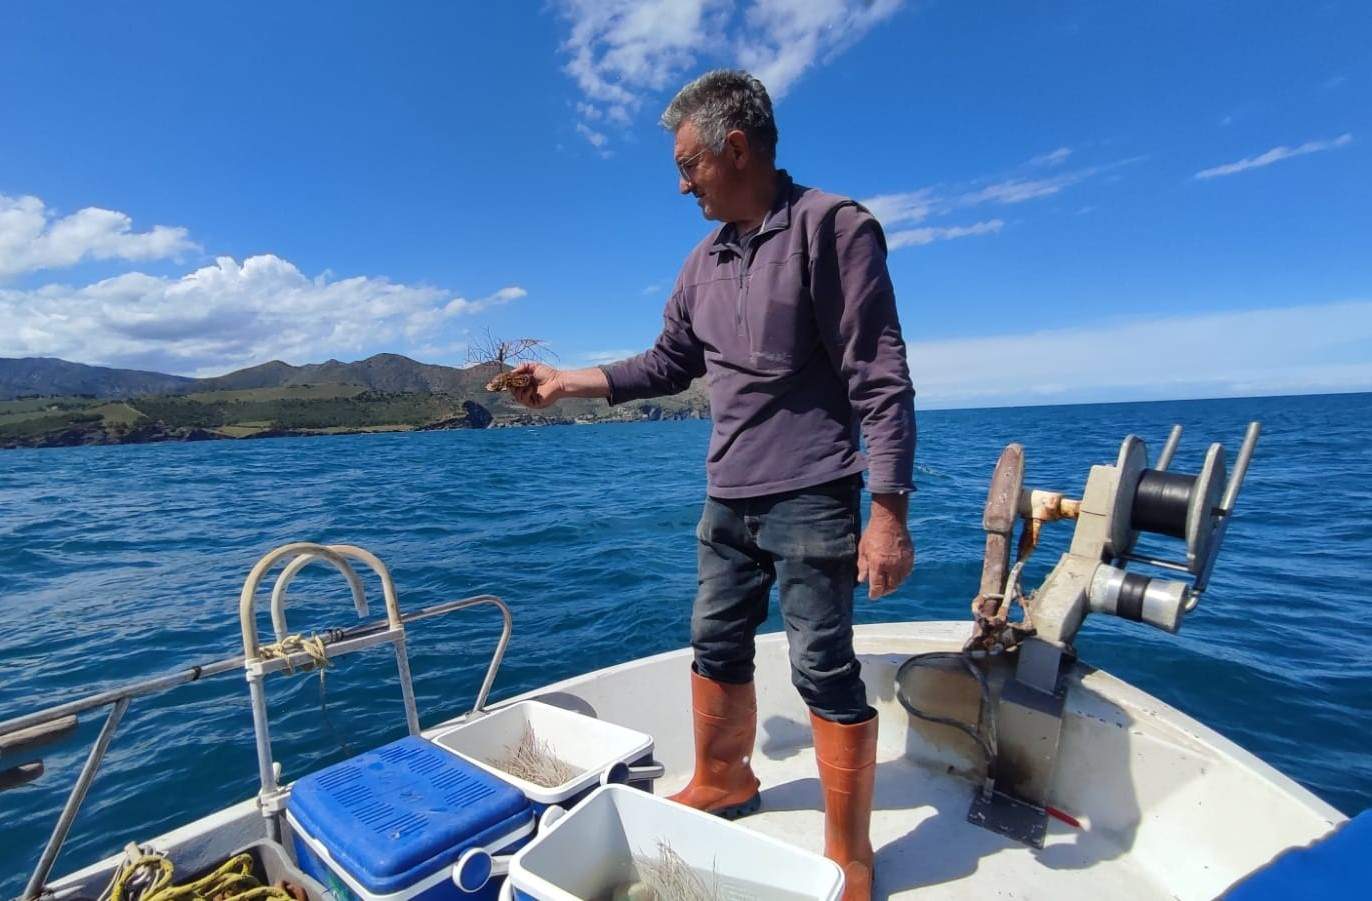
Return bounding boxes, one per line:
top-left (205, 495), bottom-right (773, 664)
top-left (676, 148), bottom-right (708, 182)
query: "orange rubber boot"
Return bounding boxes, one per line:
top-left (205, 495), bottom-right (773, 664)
top-left (812, 710), bottom-right (878, 901)
top-left (667, 670), bottom-right (762, 819)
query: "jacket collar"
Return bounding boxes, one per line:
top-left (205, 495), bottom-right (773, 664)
top-left (708, 170), bottom-right (795, 256)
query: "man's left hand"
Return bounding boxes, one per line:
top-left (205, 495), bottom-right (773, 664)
top-left (857, 493), bottom-right (914, 600)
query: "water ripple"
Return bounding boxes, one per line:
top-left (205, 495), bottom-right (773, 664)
top-left (2, 395), bottom-right (1371, 893)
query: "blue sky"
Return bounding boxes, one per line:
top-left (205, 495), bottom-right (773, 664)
top-left (1, 1), bottom-right (1368, 408)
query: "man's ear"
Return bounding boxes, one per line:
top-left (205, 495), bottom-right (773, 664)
top-left (725, 129), bottom-right (751, 170)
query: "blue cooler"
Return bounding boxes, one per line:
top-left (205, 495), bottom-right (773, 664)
top-left (287, 736), bottom-right (534, 901)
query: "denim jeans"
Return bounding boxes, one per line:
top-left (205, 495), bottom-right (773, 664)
top-left (691, 474), bottom-right (871, 723)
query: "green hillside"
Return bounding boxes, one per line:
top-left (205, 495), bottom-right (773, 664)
top-left (1, 381), bottom-right (709, 449)
top-left (0, 353), bottom-right (710, 449)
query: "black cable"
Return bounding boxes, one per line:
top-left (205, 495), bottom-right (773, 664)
top-left (894, 651), bottom-right (998, 774)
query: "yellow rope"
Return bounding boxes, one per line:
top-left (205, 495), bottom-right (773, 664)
top-left (259, 634), bottom-right (330, 674)
top-left (111, 852), bottom-right (298, 901)
top-left (109, 852), bottom-right (172, 901)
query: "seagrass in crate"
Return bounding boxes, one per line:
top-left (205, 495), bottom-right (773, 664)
top-left (507, 786), bottom-right (845, 901)
top-left (432, 701), bottom-right (657, 812)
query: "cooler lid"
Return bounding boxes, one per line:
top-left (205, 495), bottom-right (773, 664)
top-left (288, 735), bottom-right (531, 893)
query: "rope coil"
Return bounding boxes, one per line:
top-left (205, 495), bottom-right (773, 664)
top-left (103, 847), bottom-right (301, 901)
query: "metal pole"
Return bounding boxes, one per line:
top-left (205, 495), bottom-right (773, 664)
top-left (1220, 421), bottom-right (1261, 512)
top-left (23, 698), bottom-right (129, 901)
top-left (1194, 421), bottom-right (1261, 593)
top-left (270, 551), bottom-right (368, 642)
top-left (392, 635), bottom-right (422, 736)
top-left (0, 657), bottom-right (242, 739)
top-left (245, 672), bottom-right (280, 841)
top-left (1119, 552), bottom-right (1193, 574)
top-left (331, 594), bottom-right (511, 716)
top-left (1, 595), bottom-right (508, 741)
top-left (471, 599), bottom-right (512, 715)
top-left (1156, 425), bottom-right (1183, 471)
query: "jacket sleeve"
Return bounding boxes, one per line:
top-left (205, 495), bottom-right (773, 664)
top-left (599, 277), bottom-right (706, 404)
top-left (810, 202), bottom-right (917, 494)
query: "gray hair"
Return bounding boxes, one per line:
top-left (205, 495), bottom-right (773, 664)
top-left (660, 69), bottom-right (778, 161)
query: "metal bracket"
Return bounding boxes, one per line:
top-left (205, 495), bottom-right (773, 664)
top-left (965, 638), bottom-right (1069, 848)
top-left (968, 787), bottom-right (1049, 848)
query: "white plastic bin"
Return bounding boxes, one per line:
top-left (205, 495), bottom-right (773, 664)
top-left (431, 701), bottom-right (655, 809)
top-left (507, 784), bottom-right (844, 901)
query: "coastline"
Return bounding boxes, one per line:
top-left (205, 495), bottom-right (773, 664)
top-left (1, 402), bottom-right (709, 450)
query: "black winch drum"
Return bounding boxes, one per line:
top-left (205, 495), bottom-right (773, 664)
top-left (1132, 470), bottom-right (1194, 538)
top-left (1120, 440), bottom-right (1227, 571)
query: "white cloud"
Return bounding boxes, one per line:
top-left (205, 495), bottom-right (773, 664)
top-left (442, 285), bottom-right (526, 317)
top-left (556, 0), bottom-right (727, 140)
top-left (910, 299), bottom-right (1372, 408)
top-left (0, 254), bottom-right (525, 376)
top-left (862, 155), bottom-right (1138, 251)
top-left (576, 122), bottom-right (610, 148)
top-left (1029, 147), bottom-right (1072, 167)
top-left (861, 189), bottom-right (936, 228)
top-left (887, 219), bottom-right (1003, 249)
top-left (0, 194), bottom-right (198, 279)
top-left (1194, 133), bottom-right (1353, 180)
top-left (960, 172), bottom-right (1086, 205)
top-left (735, 0), bottom-right (904, 101)
top-left (552, 0), bottom-right (904, 149)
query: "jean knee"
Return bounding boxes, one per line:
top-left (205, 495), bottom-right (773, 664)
top-left (785, 631), bottom-right (867, 720)
top-left (691, 595), bottom-right (761, 683)
top-left (693, 635), bottom-right (755, 684)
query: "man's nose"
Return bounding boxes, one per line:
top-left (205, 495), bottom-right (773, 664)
top-left (679, 175), bottom-right (693, 195)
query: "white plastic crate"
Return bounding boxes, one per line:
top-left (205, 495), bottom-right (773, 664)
top-left (507, 785), bottom-right (845, 901)
top-left (431, 701), bottom-right (655, 807)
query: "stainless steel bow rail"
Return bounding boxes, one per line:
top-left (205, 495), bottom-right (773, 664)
top-left (0, 542), bottom-right (513, 901)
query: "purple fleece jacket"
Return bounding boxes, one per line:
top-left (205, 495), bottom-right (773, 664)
top-left (601, 171), bottom-right (916, 499)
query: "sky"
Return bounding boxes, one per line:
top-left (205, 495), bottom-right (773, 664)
top-left (1, 1), bottom-right (1369, 409)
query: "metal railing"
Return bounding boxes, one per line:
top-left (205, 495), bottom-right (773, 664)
top-left (1, 542), bottom-right (512, 901)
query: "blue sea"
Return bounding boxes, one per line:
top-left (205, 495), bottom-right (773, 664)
top-left (3, 392), bottom-right (1370, 894)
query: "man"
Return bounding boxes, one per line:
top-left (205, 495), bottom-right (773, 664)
top-left (511, 69), bottom-right (914, 901)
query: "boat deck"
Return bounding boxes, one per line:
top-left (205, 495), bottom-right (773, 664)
top-left (523, 622), bottom-right (1339, 900)
top-left (46, 622), bottom-right (1340, 901)
top-left (694, 739), bottom-right (1157, 899)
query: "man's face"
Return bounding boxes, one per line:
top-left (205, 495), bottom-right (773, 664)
top-left (674, 119), bottom-right (741, 223)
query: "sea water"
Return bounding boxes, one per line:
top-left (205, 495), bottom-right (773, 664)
top-left (2, 392), bottom-right (1370, 893)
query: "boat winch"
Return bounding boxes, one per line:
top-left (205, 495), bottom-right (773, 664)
top-left (897, 421), bottom-right (1261, 847)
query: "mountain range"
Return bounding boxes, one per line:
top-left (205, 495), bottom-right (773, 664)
top-left (0, 353), bottom-right (510, 400)
top-left (0, 354), bottom-right (709, 449)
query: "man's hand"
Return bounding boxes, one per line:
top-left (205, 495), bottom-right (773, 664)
top-left (510, 362), bottom-right (566, 409)
top-left (857, 493), bottom-right (914, 600)
top-left (509, 362), bottom-right (611, 408)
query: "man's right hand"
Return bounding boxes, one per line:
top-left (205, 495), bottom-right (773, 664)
top-left (510, 362), bottom-right (564, 409)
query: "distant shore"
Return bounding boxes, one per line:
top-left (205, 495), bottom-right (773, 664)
top-left (1, 354), bottom-right (712, 450)
top-left (1, 400), bottom-right (708, 450)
